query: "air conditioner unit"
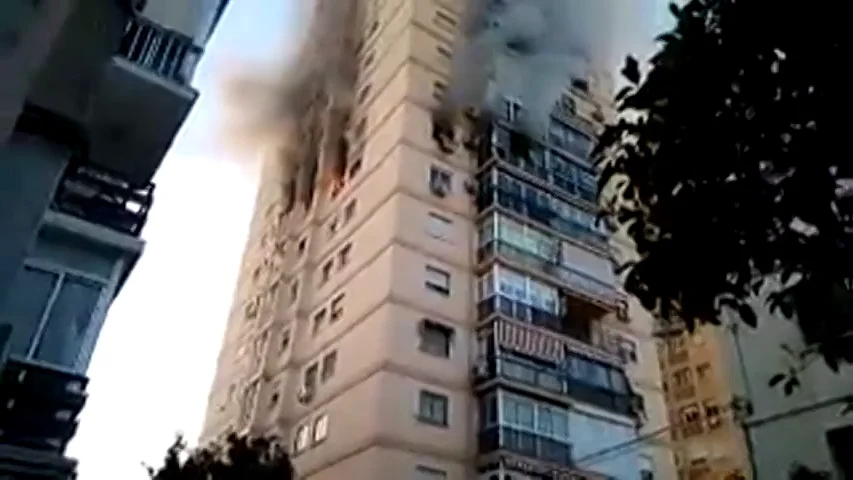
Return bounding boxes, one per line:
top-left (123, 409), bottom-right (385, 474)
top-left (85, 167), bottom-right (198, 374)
top-left (296, 385), bottom-right (313, 404)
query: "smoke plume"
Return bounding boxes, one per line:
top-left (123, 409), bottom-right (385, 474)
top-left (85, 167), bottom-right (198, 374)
top-left (438, 0), bottom-right (639, 140)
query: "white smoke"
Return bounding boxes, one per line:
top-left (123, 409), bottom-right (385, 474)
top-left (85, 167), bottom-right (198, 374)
top-left (439, 0), bottom-right (642, 138)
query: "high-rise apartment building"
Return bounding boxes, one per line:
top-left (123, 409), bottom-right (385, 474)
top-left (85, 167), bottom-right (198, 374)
top-left (656, 327), bottom-right (751, 479)
top-left (0, 1), bottom-right (226, 477)
top-left (201, 1), bottom-right (674, 478)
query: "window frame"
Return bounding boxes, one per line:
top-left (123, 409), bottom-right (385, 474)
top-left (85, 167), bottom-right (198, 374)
top-left (425, 265), bottom-right (451, 295)
top-left (417, 390), bottom-right (449, 427)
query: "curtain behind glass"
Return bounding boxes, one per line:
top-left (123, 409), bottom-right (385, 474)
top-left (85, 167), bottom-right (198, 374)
top-left (32, 274), bottom-right (101, 368)
top-left (0, 265), bottom-right (59, 357)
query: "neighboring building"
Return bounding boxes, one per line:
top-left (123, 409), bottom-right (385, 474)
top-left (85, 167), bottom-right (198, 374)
top-left (716, 284), bottom-right (853, 479)
top-left (0, 0), bottom-right (227, 478)
top-left (201, 1), bottom-right (675, 479)
top-left (656, 326), bottom-right (751, 479)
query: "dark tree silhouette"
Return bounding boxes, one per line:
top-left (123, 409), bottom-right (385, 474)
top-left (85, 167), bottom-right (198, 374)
top-left (594, 0), bottom-right (851, 386)
top-left (146, 433), bottom-right (294, 480)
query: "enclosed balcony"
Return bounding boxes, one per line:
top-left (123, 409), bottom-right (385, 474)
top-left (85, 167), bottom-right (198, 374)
top-left (50, 161), bottom-right (154, 237)
top-left (478, 426), bottom-right (573, 467)
top-left (86, 15), bottom-right (201, 185)
top-left (476, 170), bottom-right (609, 251)
top-left (477, 240), bottom-right (624, 312)
top-left (472, 318), bottom-right (641, 418)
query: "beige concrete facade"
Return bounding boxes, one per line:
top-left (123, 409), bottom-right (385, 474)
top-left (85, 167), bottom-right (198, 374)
top-left (201, 1), bottom-right (676, 478)
top-left (657, 327), bottom-right (751, 479)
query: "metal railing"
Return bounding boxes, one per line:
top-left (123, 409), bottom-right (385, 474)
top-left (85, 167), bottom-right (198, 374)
top-left (477, 184), bottom-right (609, 248)
top-left (51, 162), bottom-right (154, 236)
top-left (478, 426), bottom-right (574, 467)
top-left (478, 239), bottom-right (624, 308)
top-left (117, 15), bottom-right (202, 85)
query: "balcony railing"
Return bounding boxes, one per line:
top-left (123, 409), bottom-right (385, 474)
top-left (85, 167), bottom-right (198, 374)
top-left (51, 162), bottom-right (154, 236)
top-left (478, 295), bottom-right (566, 334)
top-left (478, 240), bottom-right (624, 309)
top-left (478, 426), bottom-right (573, 467)
top-left (117, 15), bottom-right (201, 85)
top-left (477, 183), bottom-right (608, 248)
top-left (0, 357), bottom-right (88, 453)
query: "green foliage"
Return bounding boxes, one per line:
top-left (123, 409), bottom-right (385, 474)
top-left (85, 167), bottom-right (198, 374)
top-left (146, 433), bottom-right (294, 480)
top-left (594, 0), bottom-right (852, 387)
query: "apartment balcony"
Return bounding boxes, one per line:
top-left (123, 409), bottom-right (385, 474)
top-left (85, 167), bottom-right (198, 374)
top-left (476, 182), bottom-right (609, 251)
top-left (478, 426), bottom-right (573, 468)
top-left (86, 15), bottom-right (201, 185)
top-left (0, 357), bottom-right (88, 454)
top-left (477, 239), bottom-right (624, 311)
top-left (477, 295), bottom-right (612, 359)
top-left (50, 161), bottom-right (154, 237)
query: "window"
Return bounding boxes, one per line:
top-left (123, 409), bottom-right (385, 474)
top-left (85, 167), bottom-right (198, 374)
top-left (424, 265), bottom-right (451, 295)
top-left (320, 261), bottom-right (333, 285)
top-left (348, 157), bottom-right (363, 178)
top-left (298, 237), bottom-right (307, 254)
top-left (696, 363), bottom-right (711, 380)
top-left (429, 166), bottom-right (452, 197)
top-left (433, 81), bottom-right (447, 101)
top-left (362, 51), bottom-right (375, 68)
top-left (641, 470), bottom-right (654, 480)
top-left (353, 118), bottom-right (367, 140)
top-left (415, 465), bottom-right (448, 480)
top-left (704, 401), bottom-right (721, 428)
top-left (417, 390), bottom-right (449, 427)
top-left (270, 391), bottom-right (280, 408)
top-left (290, 280), bottom-right (299, 303)
top-left (0, 264), bottom-right (105, 369)
top-left (312, 309), bottom-right (326, 336)
top-left (281, 329), bottom-right (291, 351)
top-left (312, 414), bottom-right (329, 444)
top-left (293, 424), bottom-right (310, 452)
top-left (426, 212), bottom-right (453, 240)
top-left (321, 351), bottom-right (337, 382)
top-left (338, 243), bottom-right (352, 268)
top-left (344, 200), bottom-right (356, 222)
top-left (327, 216), bottom-right (338, 235)
top-left (357, 84), bottom-right (371, 104)
top-left (303, 363), bottom-right (319, 389)
top-left (330, 293), bottom-right (345, 322)
top-left (433, 10), bottom-right (457, 31)
top-left (673, 368), bottom-right (693, 386)
top-left (436, 45), bottom-right (452, 58)
top-left (419, 320), bottom-right (453, 358)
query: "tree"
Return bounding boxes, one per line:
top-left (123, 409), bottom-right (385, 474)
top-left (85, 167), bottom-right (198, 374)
top-left (145, 433), bottom-right (294, 480)
top-left (594, 0), bottom-right (851, 383)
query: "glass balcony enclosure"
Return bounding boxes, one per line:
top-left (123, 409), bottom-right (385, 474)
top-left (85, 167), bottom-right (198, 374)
top-left (479, 391), bottom-right (573, 466)
top-left (477, 169), bottom-right (609, 248)
top-left (477, 213), bottom-right (622, 308)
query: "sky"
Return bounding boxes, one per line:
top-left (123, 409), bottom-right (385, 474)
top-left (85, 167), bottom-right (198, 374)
top-left (67, 1), bottom-right (297, 478)
top-left (63, 1), bottom-right (672, 478)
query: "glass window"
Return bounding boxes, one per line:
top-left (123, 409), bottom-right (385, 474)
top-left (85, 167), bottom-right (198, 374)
top-left (312, 414), bottom-right (329, 443)
top-left (0, 265), bottom-right (60, 358)
top-left (418, 390), bottom-right (449, 426)
top-left (294, 424), bottom-right (310, 452)
top-left (477, 271), bottom-right (495, 300)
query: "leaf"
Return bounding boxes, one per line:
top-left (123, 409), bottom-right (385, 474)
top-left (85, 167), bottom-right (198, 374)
top-left (621, 56), bottom-right (641, 85)
top-left (668, 2), bottom-right (681, 18)
top-left (614, 85), bottom-right (633, 103)
top-left (768, 373), bottom-right (786, 387)
top-left (783, 376), bottom-right (801, 396)
top-left (737, 303), bottom-right (758, 328)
